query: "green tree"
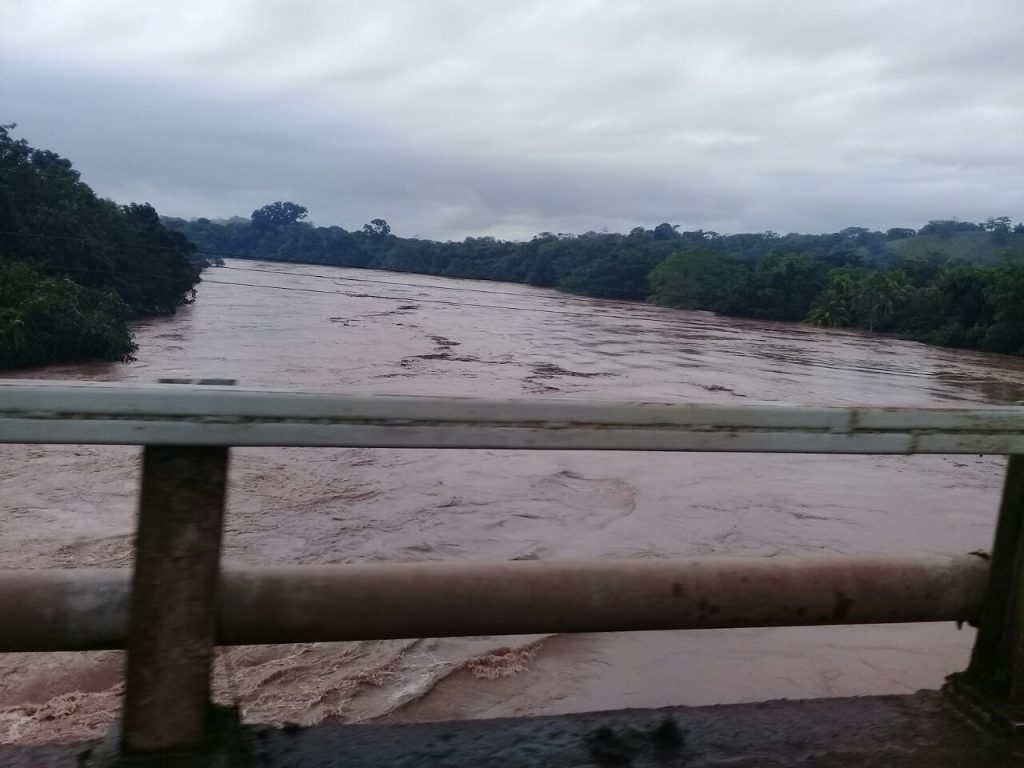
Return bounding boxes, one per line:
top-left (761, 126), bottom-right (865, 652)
top-left (648, 249), bottom-right (743, 311)
top-left (652, 223), bottom-right (680, 241)
top-left (806, 270), bottom-right (858, 327)
top-left (935, 266), bottom-right (994, 328)
top-left (984, 216), bottom-right (1012, 246)
top-left (0, 261), bottom-right (135, 368)
top-left (0, 124), bottom-right (202, 369)
top-left (720, 252), bottom-right (828, 321)
top-left (886, 228), bottom-right (916, 241)
top-left (981, 262), bottom-right (1024, 352)
top-left (855, 271), bottom-right (909, 333)
top-left (362, 218), bottom-right (392, 237)
top-left (251, 201), bottom-right (308, 228)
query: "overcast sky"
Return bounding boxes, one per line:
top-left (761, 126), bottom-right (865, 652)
top-left (2, 1), bottom-right (1022, 240)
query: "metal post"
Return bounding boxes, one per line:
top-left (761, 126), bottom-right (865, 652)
top-left (121, 444), bottom-right (229, 753)
top-left (963, 455), bottom-right (1024, 701)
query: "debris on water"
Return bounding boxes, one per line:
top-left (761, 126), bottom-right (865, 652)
top-left (529, 362), bottom-right (609, 379)
top-left (430, 336), bottom-right (460, 349)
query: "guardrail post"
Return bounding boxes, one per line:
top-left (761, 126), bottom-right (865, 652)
top-left (121, 381), bottom-right (233, 759)
top-left (122, 445), bottom-right (229, 756)
top-left (965, 455), bottom-right (1024, 698)
top-left (948, 455), bottom-right (1024, 731)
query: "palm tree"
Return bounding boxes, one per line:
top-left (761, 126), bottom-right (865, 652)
top-left (806, 272), bottom-right (856, 327)
top-left (856, 272), bottom-right (909, 334)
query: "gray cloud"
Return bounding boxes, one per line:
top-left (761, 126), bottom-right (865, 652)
top-left (1, 0), bottom-right (1022, 239)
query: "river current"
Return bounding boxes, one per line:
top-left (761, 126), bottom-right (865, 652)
top-left (3, 259), bottom-right (1024, 744)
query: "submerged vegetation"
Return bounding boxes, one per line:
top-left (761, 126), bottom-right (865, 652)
top-left (170, 207), bottom-right (1024, 356)
top-left (0, 126), bottom-right (205, 368)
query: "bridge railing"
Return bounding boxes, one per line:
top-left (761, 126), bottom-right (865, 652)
top-left (1, 380), bottom-right (1022, 754)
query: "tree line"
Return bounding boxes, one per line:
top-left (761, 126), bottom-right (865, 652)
top-left (649, 249), bottom-right (1024, 354)
top-left (168, 202), bottom-right (1024, 356)
top-left (0, 125), bottom-right (206, 369)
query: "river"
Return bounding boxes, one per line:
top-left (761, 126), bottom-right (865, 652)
top-left (3, 259), bottom-right (1024, 744)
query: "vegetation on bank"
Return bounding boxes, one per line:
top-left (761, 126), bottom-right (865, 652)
top-left (0, 126), bottom-right (205, 369)
top-left (649, 249), bottom-right (1024, 354)
top-left (169, 205), bottom-right (1024, 356)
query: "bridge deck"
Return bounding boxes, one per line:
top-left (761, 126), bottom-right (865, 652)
top-left (2, 692), bottom-right (1020, 767)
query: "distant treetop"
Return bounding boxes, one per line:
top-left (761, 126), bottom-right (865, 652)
top-left (362, 218), bottom-right (391, 237)
top-left (251, 201), bottom-right (308, 227)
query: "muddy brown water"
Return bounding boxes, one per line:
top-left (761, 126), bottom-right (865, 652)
top-left (3, 259), bottom-right (1024, 745)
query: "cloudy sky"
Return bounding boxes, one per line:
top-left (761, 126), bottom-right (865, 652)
top-left (2, 1), bottom-right (1022, 240)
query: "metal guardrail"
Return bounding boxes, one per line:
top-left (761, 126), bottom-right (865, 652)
top-left (4, 380), bottom-right (1024, 452)
top-left (1, 380), bottom-right (1023, 757)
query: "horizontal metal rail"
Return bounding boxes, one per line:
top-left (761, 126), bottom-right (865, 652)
top-left (3, 381), bottom-right (1024, 453)
top-left (0, 555), bottom-right (986, 652)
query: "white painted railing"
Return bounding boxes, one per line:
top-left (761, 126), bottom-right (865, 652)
top-left (4, 380), bottom-right (1024, 453)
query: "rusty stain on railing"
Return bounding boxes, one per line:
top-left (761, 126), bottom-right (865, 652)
top-left (0, 555), bottom-right (989, 652)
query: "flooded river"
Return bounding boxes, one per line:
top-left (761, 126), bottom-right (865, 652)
top-left (3, 259), bottom-right (1024, 744)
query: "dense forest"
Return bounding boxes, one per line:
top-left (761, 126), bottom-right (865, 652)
top-left (168, 205), bottom-right (1024, 356)
top-left (0, 126), bottom-right (206, 368)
